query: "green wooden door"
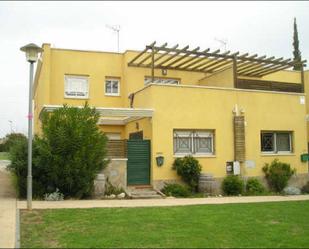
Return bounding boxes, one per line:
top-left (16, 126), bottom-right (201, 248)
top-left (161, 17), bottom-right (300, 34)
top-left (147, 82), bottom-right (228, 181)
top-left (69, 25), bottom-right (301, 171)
top-left (127, 140), bottom-right (150, 185)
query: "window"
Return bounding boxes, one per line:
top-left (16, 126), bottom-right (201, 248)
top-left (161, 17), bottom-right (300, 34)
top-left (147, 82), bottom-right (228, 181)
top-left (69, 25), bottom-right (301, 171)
top-left (261, 131), bottom-right (292, 153)
top-left (173, 130), bottom-right (214, 155)
top-left (105, 133), bottom-right (121, 140)
top-left (64, 75), bottom-right (89, 98)
top-left (105, 78), bottom-right (120, 96)
top-left (144, 77), bottom-right (179, 85)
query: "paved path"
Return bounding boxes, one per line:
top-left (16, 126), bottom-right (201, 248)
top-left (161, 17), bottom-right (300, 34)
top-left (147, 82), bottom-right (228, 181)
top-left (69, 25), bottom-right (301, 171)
top-left (18, 195), bottom-right (309, 209)
top-left (0, 160), bottom-right (16, 249)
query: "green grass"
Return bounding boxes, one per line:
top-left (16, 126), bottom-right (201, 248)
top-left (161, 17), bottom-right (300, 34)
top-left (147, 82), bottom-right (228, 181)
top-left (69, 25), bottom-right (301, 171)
top-left (21, 201), bottom-right (309, 248)
top-left (0, 152), bottom-right (9, 160)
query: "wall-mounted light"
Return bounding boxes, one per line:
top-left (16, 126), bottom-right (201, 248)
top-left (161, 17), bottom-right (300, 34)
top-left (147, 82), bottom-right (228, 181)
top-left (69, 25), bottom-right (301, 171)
top-left (162, 69), bottom-right (167, 75)
top-left (135, 122), bottom-right (139, 130)
top-left (156, 155), bottom-right (164, 167)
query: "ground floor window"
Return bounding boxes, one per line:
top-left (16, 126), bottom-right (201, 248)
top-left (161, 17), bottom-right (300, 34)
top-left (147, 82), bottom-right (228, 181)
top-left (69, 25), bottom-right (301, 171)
top-left (261, 131), bottom-right (292, 153)
top-left (173, 130), bottom-right (214, 155)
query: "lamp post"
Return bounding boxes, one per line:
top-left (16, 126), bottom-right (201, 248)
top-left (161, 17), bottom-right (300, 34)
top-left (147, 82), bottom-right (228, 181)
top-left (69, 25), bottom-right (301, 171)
top-left (20, 43), bottom-right (43, 210)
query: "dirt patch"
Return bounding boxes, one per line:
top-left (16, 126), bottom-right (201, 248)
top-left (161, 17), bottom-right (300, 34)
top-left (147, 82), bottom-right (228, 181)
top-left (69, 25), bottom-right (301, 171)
top-left (21, 210), bottom-right (43, 224)
top-left (0, 171), bottom-right (16, 198)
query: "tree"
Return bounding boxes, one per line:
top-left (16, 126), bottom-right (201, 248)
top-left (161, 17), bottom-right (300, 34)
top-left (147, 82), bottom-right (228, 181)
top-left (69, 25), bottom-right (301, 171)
top-left (1, 133), bottom-right (26, 152)
top-left (293, 17), bottom-right (302, 71)
top-left (9, 104), bottom-right (109, 198)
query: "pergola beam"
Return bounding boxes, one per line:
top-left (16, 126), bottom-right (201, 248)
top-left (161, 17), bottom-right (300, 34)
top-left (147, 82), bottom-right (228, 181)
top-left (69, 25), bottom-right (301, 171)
top-left (128, 41), bottom-right (156, 65)
top-left (137, 43), bottom-right (167, 66)
top-left (245, 58), bottom-right (292, 76)
top-left (145, 44), bottom-right (179, 67)
top-left (157, 45), bottom-right (190, 67)
top-left (128, 42), bottom-right (306, 77)
top-left (240, 57), bottom-right (284, 75)
top-left (191, 50), bottom-right (231, 71)
top-left (164, 46), bottom-right (200, 68)
top-left (182, 49), bottom-right (220, 69)
top-left (174, 48), bottom-right (210, 69)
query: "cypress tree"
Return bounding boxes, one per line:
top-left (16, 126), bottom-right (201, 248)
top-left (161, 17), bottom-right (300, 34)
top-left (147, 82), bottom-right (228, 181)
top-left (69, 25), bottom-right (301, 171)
top-left (293, 17), bottom-right (302, 70)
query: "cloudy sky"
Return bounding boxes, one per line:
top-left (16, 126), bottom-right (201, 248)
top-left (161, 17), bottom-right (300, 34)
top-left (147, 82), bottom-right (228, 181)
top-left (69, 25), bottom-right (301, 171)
top-left (0, 1), bottom-right (308, 137)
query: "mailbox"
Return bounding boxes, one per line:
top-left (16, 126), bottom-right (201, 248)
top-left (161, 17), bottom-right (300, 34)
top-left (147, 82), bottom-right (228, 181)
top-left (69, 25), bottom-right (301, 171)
top-left (301, 153), bottom-right (309, 162)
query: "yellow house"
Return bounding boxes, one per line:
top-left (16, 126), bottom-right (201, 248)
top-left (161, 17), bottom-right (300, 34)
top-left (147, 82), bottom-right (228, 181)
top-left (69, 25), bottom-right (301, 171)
top-left (33, 42), bottom-right (309, 193)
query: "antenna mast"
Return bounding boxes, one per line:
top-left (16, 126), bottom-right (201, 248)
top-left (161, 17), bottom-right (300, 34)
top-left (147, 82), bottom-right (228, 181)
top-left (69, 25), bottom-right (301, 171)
top-left (214, 37), bottom-right (228, 52)
top-left (106, 24), bottom-right (121, 52)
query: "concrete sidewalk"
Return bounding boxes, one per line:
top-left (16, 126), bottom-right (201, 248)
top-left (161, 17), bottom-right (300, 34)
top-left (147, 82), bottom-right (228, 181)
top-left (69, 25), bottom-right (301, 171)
top-left (18, 195), bottom-right (309, 210)
top-left (0, 160), bottom-right (17, 249)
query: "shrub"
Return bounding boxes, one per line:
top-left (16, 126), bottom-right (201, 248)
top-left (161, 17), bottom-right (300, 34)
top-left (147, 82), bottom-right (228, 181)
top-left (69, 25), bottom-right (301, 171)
top-left (105, 179), bottom-right (126, 196)
top-left (161, 183), bottom-right (191, 197)
top-left (283, 186), bottom-right (301, 195)
top-left (8, 136), bottom-right (50, 198)
top-left (245, 178), bottom-right (266, 195)
top-left (8, 104), bottom-right (109, 199)
top-left (262, 159), bottom-right (296, 192)
top-left (44, 188), bottom-right (64, 201)
top-left (222, 175), bottom-right (244, 196)
top-left (301, 181), bottom-right (309, 194)
top-left (172, 156), bottom-right (202, 191)
top-left (2, 133), bottom-right (27, 152)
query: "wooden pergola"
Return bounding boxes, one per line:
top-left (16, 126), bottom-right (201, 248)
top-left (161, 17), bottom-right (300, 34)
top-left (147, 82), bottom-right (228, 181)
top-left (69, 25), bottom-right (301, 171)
top-left (128, 41), bottom-right (306, 91)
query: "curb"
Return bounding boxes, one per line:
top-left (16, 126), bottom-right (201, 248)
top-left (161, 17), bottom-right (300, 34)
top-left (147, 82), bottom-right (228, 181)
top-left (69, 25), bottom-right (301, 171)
top-left (15, 207), bottom-right (20, 248)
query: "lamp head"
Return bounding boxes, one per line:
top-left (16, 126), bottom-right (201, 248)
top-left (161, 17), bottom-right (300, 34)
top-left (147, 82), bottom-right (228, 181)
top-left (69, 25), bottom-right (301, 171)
top-left (20, 43), bottom-right (43, 63)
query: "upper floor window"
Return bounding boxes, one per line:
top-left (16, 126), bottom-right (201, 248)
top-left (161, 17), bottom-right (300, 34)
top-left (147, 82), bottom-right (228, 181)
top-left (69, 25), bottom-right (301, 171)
top-left (173, 130), bottom-right (214, 156)
top-left (261, 131), bottom-right (292, 153)
top-left (105, 78), bottom-right (120, 96)
top-left (144, 77), bottom-right (180, 85)
top-left (64, 75), bottom-right (89, 99)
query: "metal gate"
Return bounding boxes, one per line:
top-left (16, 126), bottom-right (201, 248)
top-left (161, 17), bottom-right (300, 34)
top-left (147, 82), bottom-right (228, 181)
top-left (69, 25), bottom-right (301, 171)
top-left (127, 140), bottom-right (150, 185)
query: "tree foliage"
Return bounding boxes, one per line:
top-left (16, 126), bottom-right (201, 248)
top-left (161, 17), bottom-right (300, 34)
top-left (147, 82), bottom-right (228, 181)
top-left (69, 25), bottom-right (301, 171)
top-left (9, 104), bottom-right (109, 199)
top-left (172, 156), bottom-right (202, 191)
top-left (262, 159), bottom-right (295, 192)
top-left (0, 133), bottom-right (26, 152)
top-left (293, 17), bottom-right (302, 71)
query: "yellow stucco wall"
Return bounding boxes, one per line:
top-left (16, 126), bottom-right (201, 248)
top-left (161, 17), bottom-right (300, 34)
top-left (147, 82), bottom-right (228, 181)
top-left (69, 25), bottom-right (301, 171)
top-left (133, 84), bottom-right (308, 181)
top-left (198, 66), bottom-right (234, 88)
top-left (33, 45), bottom-right (309, 183)
top-left (98, 125), bottom-right (125, 139)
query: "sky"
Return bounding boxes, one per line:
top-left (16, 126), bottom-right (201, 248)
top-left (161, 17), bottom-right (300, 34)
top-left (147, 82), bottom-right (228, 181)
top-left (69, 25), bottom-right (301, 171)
top-left (0, 1), bottom-right (309, 137)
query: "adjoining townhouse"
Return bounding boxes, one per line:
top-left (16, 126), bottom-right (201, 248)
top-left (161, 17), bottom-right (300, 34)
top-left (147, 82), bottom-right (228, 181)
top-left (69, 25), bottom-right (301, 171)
top-left (33, 42), bottom-right (309, 193)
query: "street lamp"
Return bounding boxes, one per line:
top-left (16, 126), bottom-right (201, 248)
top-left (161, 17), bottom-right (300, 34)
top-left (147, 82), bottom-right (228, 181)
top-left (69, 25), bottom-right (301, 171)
top-left (20, 43), bottom-right (43, 210)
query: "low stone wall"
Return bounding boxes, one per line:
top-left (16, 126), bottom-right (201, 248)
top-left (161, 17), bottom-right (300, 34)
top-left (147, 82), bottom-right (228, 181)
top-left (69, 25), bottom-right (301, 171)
top-left (94, 159), bottom-right (128, 198)
top-left (154, 173), bottom-right (309, 195)
top-left (101, 159), bottom-right (128, 189)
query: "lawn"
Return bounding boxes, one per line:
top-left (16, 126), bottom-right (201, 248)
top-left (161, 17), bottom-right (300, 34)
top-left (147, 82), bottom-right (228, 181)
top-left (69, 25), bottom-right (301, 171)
top-left (0, 152), bottom-right (9, 160)
top-left (21, 201), bottom-right (309, 248)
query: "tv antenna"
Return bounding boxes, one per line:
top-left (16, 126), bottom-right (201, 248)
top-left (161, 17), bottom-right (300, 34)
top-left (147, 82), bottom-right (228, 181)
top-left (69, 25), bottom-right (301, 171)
top-left (106, 24), bottom-right (121, 52)
top-left (214, 37), bottom-right (228, 52)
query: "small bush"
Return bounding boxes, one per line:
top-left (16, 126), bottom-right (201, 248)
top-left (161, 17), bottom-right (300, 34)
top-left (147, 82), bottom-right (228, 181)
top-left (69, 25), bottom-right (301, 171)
top-left (172, 156), bottom-right (202, 191)
top-left (105, 179), bottom-right (126, 196)
top-left (301, 181), bottom-right (309, 194)
top-left (246, 178), bottom-right (266, 195)
top-left (283, 186), bottom-right (301, 195)
top-left (262, 159), bottom-right (296, 192)
top-left (161, 183), bottom-right (191, 197)
top-left (222, 175), bottom-right (244, 196)
top-left (44, 188), bottom-right (64, 201)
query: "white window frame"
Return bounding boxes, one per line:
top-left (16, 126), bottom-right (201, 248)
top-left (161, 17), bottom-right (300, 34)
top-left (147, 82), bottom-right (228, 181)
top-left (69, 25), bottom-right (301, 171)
top-left (105, 78), bottom-right (120, 96)
top-left (64, 75), bottom-right (89, 99)
top-left (173, 130), bottom-right (214, 156)
top-left (261, 131), bottom-right (292, 154)
top-left (144, 77), bottom-right (180, 85)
